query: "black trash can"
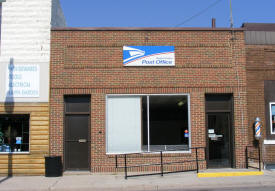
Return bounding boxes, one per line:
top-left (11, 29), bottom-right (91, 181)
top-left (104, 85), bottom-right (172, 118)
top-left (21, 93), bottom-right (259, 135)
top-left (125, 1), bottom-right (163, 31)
top-left (45, 156), bottom-right (63, 177)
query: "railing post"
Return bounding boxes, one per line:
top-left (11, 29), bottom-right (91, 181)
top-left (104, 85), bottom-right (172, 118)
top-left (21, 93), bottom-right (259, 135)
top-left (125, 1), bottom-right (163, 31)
top-left (204, 147), bottom-right (207, 169)
top-left (124, 154), bottom-right (127, 179)
top-left (160, 151), bottom-right (163, 176)
top-left (258, 144), bottom-right (261, 171)
top-left (115, 155), bottom-right (118, 168)
top-left (248, 146), bottom-right (250, 169)
top-left (195, 148), bottom-right (199, 173)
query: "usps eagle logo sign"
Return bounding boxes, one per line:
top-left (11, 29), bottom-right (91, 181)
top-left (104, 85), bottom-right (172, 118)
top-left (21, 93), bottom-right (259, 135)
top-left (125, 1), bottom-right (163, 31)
top-left (123, 46), bottom-right (175, 66)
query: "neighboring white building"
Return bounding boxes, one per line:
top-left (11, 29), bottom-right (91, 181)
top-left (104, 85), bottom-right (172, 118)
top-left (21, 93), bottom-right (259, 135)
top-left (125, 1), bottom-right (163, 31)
top-left (0, 0), bottom-right (66, 102)
top-left (0, 0), bottom-right (65, 175)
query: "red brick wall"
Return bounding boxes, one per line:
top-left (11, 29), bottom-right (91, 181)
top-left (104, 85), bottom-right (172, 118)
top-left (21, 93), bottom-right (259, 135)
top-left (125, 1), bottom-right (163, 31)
top-left (50, 30), bottom-right (248, 171)
top-left (246, 45), bottom-right (275, 164)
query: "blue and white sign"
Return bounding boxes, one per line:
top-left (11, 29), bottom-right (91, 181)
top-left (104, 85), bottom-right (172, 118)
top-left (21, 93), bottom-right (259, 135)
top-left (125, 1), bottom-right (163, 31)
top-left (6, 64), bottom-right (40, 98)
top-left (123, 46), bottom-right (175, 66)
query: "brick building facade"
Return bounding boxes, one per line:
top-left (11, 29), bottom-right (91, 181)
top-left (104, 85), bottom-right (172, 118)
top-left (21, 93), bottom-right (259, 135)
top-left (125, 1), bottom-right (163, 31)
top-left (244, 23), bottom-right (275, 169)
top-left (50, 28), bottom-right (248, 173)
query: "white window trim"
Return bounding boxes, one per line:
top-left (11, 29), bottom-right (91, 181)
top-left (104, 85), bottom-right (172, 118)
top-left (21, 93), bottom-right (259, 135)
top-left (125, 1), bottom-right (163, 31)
top-left (270, 102), bottom-right (275, 135)
top-left (0, 152), bottom-right (30, 155)
top-left (105, 94), bottom-right (192, 154)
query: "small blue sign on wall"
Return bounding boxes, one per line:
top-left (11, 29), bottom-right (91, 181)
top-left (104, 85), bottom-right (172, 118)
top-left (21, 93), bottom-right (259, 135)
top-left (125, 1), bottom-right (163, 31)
top-left (123, 46), bottom-right (175, 66)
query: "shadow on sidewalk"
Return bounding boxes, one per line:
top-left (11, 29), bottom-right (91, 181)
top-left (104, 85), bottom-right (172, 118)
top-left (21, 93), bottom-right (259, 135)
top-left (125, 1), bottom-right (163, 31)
top-left (0, 176), bottom-right (11, 184)
top-left (0, 153), bottom-right (13, 184)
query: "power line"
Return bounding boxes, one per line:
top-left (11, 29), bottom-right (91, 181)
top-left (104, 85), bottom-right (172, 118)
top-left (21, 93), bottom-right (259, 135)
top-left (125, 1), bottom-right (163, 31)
top-left (175, 0), bottom-right (223, 27)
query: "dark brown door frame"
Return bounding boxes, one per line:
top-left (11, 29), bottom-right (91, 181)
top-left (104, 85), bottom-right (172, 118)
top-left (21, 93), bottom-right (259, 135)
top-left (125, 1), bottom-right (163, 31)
top-left (63, 95), bottom-right (91, 171)
top-left (205, 111), bottom-right (234, 168)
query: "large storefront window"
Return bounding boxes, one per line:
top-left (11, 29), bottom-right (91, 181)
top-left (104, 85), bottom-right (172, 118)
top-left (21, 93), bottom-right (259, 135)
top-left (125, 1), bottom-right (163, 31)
top-left (106, 95), bottom-right (190, 153)
top-left (0, 115), bottom-right (30, 153)
top-left (271, 103), bottom-right (275, 134)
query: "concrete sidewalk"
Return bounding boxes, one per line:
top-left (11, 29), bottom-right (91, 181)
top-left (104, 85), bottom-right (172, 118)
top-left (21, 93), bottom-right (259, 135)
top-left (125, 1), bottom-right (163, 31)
top-left (0, 170), bottom-right (275, 191)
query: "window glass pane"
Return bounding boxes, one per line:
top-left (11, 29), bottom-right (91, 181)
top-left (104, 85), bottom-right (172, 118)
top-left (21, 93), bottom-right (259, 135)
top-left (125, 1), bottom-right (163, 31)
top-left (0, 115), bottom-right (30, 152)
top-left (106, 95), bottom-right (190, 153)
top-left (65, 96), bottom-right (90, 113)
top-left (271, 104), bottom-right (275, 134)
top-left (142, 96), bottom-right (148, 151)
top-left (107, 96), bottom-right (142, 153)
top-left (148, 95), bottom-right (189, 151)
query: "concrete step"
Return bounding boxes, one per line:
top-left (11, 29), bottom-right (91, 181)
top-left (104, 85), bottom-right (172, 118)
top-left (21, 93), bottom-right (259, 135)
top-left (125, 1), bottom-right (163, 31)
top-left (63, 171), bottom-right (91, 175)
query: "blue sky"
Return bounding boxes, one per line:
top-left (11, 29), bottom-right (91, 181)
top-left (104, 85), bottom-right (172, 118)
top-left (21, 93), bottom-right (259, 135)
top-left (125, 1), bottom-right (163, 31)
top-left (59, 0), bottom-right (275, 28)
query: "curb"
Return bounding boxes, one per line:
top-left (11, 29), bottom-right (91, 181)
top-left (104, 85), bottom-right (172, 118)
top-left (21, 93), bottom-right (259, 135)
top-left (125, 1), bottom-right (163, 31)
top-left (198, 171), bottom-right (264, 177)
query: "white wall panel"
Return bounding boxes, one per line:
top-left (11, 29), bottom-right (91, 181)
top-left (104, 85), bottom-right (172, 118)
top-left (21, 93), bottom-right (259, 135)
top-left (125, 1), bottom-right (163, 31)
top-left (107, 96), bottom-right (142, 153)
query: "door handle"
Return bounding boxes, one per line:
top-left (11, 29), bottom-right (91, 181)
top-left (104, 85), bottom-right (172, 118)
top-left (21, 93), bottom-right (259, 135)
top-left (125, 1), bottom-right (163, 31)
top-left (78, 139), bottom-right (87, 143)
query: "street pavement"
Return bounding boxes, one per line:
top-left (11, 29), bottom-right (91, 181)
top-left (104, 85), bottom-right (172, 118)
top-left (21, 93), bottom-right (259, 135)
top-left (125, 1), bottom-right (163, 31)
top-left (0, 170), bottom-right (275, 191)
top-left (159, 187), bottom-right (275, 191)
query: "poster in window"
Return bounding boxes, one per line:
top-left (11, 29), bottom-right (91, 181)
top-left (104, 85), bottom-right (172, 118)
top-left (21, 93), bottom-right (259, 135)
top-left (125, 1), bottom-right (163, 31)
top-left (16, 137), bottom-right (22, 144)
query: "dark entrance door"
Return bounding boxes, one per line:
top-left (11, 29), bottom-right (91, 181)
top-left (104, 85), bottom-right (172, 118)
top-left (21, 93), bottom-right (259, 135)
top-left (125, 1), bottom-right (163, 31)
top-left (207, 112), bottom-right (232, 168)
top-left (64, 96), bottom-right (90, 170)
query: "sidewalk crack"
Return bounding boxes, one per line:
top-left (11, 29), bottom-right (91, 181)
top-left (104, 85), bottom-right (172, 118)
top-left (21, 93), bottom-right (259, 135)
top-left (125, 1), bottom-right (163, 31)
top-left (48, 178), bottom-right (61, 191)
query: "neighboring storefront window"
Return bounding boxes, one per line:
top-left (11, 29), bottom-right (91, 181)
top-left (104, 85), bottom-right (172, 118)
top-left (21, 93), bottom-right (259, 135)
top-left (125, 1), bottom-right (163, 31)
top-left (271, 103), bottom-right (275, 134)
top-left (0, 115), bottom-right (30, 153)
top-left (106, 95), bottom-right (190, 153)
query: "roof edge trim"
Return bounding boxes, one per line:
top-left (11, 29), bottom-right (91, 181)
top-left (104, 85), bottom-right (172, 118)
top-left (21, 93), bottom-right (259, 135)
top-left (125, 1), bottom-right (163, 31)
top-left (51, 27), bottom-right (244, 31)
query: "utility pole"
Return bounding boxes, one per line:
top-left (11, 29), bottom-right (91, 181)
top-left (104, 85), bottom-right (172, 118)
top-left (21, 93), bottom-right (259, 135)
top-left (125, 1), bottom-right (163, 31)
top-left (230, 0), bottom-right (234, 28)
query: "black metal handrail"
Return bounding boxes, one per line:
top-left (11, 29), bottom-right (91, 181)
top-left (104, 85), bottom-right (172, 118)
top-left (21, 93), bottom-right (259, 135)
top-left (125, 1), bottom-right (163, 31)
top-left (114, 147), bottom-right (206, 179)
top-left (246, 145), bottom-right (261, 171)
